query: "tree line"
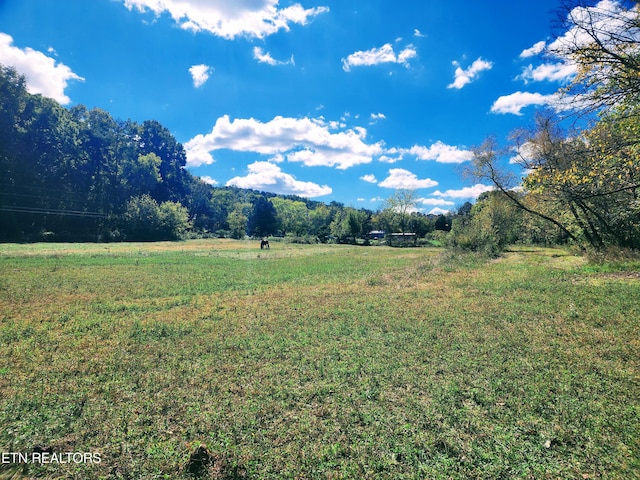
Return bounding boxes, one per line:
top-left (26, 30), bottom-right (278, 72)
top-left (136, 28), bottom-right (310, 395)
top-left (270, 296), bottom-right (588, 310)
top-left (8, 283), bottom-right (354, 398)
top-left (0, 64), bottom-right (192, 241)
top-left (0, 65), bottom-right (451, 243)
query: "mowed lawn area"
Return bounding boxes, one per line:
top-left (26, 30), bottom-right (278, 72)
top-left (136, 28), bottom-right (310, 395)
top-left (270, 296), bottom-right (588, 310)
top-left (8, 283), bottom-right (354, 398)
top-left (0, 240), bottom-right (638, 479)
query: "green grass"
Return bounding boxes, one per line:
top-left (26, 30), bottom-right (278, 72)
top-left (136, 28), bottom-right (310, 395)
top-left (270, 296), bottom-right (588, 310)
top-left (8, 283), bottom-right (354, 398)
top-left (0, 240), bottom-right (638, 479)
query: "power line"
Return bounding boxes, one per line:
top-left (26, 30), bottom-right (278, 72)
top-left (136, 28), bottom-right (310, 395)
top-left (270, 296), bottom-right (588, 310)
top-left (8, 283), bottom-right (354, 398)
top-left (0, 205), bottom-right (108, 218)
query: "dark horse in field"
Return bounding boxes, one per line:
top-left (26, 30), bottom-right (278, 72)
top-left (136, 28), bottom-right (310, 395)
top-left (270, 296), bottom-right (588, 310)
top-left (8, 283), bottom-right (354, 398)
top-left (260, 239), bottom-right (270, 249)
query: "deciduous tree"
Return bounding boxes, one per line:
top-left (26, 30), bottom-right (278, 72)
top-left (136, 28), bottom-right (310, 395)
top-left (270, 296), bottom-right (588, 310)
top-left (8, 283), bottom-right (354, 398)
top-left (248, 196), bottom-right (278, 237)
top-left (551, 0), bottom-right (640, 112)
top-left (382, 189), bottom-right (418, 235)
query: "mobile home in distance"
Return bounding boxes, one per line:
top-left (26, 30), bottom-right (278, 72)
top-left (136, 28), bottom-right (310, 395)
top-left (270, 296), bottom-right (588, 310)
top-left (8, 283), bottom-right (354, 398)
top-left (368, 230), bottom-right (386, 240)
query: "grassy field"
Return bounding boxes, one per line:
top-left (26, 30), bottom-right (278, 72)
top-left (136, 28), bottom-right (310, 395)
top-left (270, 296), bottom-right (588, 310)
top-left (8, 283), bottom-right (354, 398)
top-left (0, 239), bottom-right (638, 479)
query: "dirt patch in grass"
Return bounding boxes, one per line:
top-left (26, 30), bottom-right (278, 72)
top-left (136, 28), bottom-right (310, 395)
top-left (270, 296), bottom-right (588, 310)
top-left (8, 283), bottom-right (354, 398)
top-left (594, 271), bottom-right (640, 280)
top-left (573, 270), bottom-right (640, 285)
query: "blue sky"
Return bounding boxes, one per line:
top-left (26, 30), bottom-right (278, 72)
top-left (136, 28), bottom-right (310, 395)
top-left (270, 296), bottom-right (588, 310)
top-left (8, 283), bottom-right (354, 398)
top-left (0, 0), bottom-right (587, 213)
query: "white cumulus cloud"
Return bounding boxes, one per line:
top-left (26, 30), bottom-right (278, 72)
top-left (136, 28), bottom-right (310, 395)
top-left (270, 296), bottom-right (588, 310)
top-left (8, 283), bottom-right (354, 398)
top-left (518, 62), bottom-right (577, 83)
top-left (447, 57), bottom-right (493, 89)
top-left (189, 64), bottom-right (212, 87)
top-left (199, 175), bottom-right (218, 185)
top-left (432, 184), bottom-right (494, 199)
top-left (0, 33), bottom-right (84, 105)
top-left (342, 43), bottom-right (417, 72)
top-left (428, 207), bottom-right (450, 215)
top-left (226, 161), bottom-right (332, 197)
top-left (361, 174), bottom-right (377, 183)
top-left (520, 2), bottom-right (637, 84)
top-left (547, 0), bottom-right (637, 55)
top-left (519, 40), bottom-right (547, 58)
top-left (378, 168), bottom-right (438, 189)
top-left (368, 112), bottom-right (386, 125)
top-left (184, 144), bottom-right (216, 167)
top-left (406, 141), bottom-right (474, 164)
top-left (378, 155), bottom-right (403, 163)
top-left (122, 0), bottom-right (329, 39)
top-left (185, 115), bottom-right (384, 170)
top-left (418, 198), bottom-right (455, 206)
top-left (490, 91), bottom-right (558, 115)
top-left (253, 46), bottom-right (294, 66)
top-left (507, 0), bottom-right (636, 115)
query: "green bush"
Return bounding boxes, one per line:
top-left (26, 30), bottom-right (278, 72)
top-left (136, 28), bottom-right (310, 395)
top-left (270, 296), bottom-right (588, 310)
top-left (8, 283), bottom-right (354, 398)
top-left (158, 201), bottom-right (191, 240)
top-left (283, 234), bottom-right (319, 244)
top-left (426, 230), bottom-right (449, 246)
top-left (446, 216), bottom-right (501, 257)
top-left (122, 195), bottom-right (191, 241)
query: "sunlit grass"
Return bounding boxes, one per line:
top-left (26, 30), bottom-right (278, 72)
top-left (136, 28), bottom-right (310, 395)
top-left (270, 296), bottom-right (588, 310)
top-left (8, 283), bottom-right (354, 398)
top-left (1, 241), bottom-right (638, 478)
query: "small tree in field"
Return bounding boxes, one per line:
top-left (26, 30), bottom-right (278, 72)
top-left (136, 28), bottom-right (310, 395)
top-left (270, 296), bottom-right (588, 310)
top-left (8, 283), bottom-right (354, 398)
top-left (383, 189), bottom-right (418, 235)
top-left (227, 204), bottom-right (249, 239)
top-left (329, 207), bottom-right (368, 243)
top-left (158, 201), bottom-right (191, 240)
top-left (248, 196), bottom-right (278, 237)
